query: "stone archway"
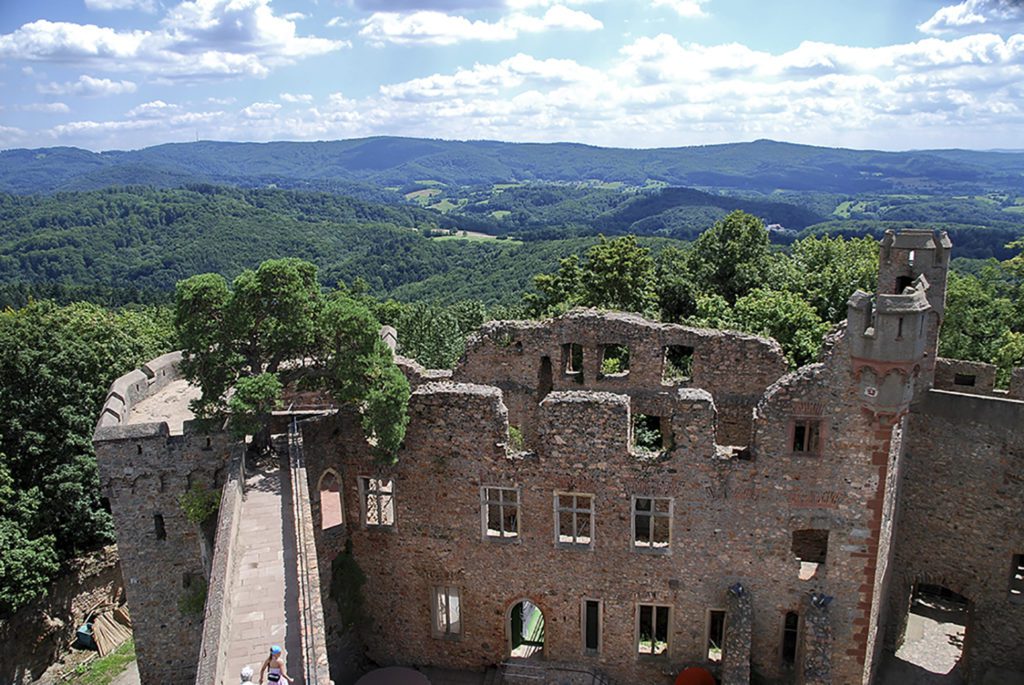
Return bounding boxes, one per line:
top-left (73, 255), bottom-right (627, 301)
top-left (507, 598), bottom-right (545, 659)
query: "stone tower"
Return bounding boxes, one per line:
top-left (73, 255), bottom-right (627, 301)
top-left (875, 228), bottom-right (951, 389)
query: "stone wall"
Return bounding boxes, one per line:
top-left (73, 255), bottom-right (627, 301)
top-left (302, 312), bottom-right (902, 685)
top-left (194, 447), bottom-right (246, 685)
top-left (452, 310), bottom-right (787, 448)
top-left (884, 389), bottom-right (1024, 683)
top-left (94, 355), bottom-right (232, 685)
top-left (0, 546), bottom-right (123, 685)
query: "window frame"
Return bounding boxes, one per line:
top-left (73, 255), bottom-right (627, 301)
top-left (481, 486), bottom-right (520, 541)
top-left (789, 417), bottom-right (823, 456)
top-left (705, 608), bottom-right (727, 663)
top-left (631, 496), bottom-right (673, 553)
top-left (635, 602), bottom-right (671, 658)
top-left (581, 598), bottom-right (602, 655)
top-left (431, 585), bottom-right (462, 639)
top-left (553, 491), bottom-right (595, 549)
top-left (358, 476), bottom-right (396, 529)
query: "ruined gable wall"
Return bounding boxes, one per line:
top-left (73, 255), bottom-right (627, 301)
top-left (885, 390), bottom-right (1024, 683)
top-left (305, 343), bottom-right (882, 685)
top-left (452, 310), bottom-right (788, 448)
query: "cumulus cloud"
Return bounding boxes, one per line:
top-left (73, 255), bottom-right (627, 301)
top-left (360, 5), bottom-right (602, 45)
top-left (24, 21), bottom-right (1024, 151)
top-left (280, 92), bottom-right (314, 103)
top-left (241, 101), bottom-right (282, 118)
top-left (127, 100), bottom-right (181, 117)
top-left (85, 0), bottom-right (157, 11)
top-left (20, 102), bottom-right (70, 113)
top-left (38, 74), bottom-right (137, 96)
top-left (0, 1), bottom-right (347, 80)
top-left (380, 53), bottom-right (600, 100)
top-left (352, 0), bottom-right (506, 9)
top-left (651, 0), bottom-right (711, 18)
top-left (919, 0), bottom-right (1024, 34)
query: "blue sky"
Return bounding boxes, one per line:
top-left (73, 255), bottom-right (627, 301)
top-left (0, 0), bottom-right (1022, 151)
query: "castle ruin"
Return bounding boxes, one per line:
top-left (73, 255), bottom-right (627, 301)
top-left (94, 229), bottom-right (1024, 684)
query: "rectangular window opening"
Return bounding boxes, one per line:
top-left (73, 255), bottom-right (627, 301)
top-left (1010, 554), bottom-right (1024, 599)
top-left (432, 586), bottom-right (461, 637)
top-left (791, 418), bottom-right (822, 455)
top-left (954, 373), bottom-right (977, 387)
top-left (781, 611), bottom-right (799, 664)
top-left (637, 604), bottom-right (670, 656)
top-left (634, 413), bottom-right (668, 454)
top-left (792, 529), bottom-right (828, 580)
top-left (361, 477), bottom-right (395, 528)
top-left (707, 610), bottom-right (726, 663)
top-left (600, 344), bottom-right (630, 377)
top-left (153, 513), bottom-right (166, 541)
top-left (633, 496), bottom-right (672, 551)
top-left (562, 343), bottom-right (583, 375)
top-left (663, 345), bottom-right (694, 382)
top-left (583, 599), bottom-right (601, 654)
top-left (555, 492), bottom-right (594, 548)
top-left (483, 486), bottom-right (519, 540)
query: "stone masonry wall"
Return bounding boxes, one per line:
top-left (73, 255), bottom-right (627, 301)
top-left (452, 310), bottom-right (787, 448)
top-left (194, 447), bottom-right (246, 685)
top-left (302, 315), bottom-right (890, 685)
top-left (884, 389), bottom-right (1024, 683)
top-left (94, 355), bottom-right (233, 685)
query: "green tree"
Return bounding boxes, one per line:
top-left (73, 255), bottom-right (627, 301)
top-left (939, 272), bottom-right (1016, 365)
top-left (175, 259), bottom-right (410, 461)
top-left (730, 289), bottom-right (830, 367)
top-left (776, 235), bottom-right (878, 322)
top-left (688, 211), bottom-right (772, 303)
top-left (525, 236), bottom-right (656, 316)
top-left (0, 301), bottom-right (172, 614)
top-left (655, 246), bottom-right (699, 323)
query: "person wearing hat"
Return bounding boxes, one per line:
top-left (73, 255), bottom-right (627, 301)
top-left (259, 645), bottom-right (294, 684)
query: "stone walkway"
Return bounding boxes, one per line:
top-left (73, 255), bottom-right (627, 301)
top-left (221, 465), bottom-right (304, 685)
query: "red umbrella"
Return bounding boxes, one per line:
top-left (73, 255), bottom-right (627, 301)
top-left (674, 666), bottom-right (716, 685)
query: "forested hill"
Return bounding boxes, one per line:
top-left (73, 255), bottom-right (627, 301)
top-left (3, 137), bottom-right (1023, 195)
top-left (0, 186), bottom-right (605, 305)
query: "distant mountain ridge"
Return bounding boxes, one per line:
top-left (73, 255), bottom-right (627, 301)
top-left (2, 137), bottom-right (1023, 195)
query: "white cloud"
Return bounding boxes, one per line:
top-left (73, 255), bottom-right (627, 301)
top-left (20, 102), bottom-right (70, 113)
top-left (326, 16), bottom-right (349, 28)
top-left (360, 6), bottom-right (602, 46)
top-left (24, 26), bottom-right (1024, 151)
top-left (380, 53), bottom-right (600, 100)
top-left (0, 1), bottom-right (347, 80)
top-left (127, 100), bottom-right (180, 117)
top-left (85, 0), bottom-right (157, 11)
top-left (651, 0), bottom-right (711, 18)
top-left (919, 0), bottom-right (1024, 35)
top-left (38, 74), bottom-right (138, 96)
top-left (241, 101), bottom-right (282, 118)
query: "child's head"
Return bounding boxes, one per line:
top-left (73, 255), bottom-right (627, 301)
top-left (270, 645), bottom-right (282, 657)
top-left (240, 665), bottom-right (254, 682)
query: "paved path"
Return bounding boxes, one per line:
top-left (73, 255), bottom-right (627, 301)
top-left (221, 465), bottom-right (304, 685)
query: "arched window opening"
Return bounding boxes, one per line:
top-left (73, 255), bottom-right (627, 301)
top-left (319, 471), bottom-right (344, 530)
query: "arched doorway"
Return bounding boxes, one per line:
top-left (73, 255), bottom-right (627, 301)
top-left (895, 582), bottom-right (969, 678)
top-left (508, 599), bottom-right (545, 658)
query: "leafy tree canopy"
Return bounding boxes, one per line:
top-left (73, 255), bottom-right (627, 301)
top-left (175, 258), bottom-right (410, 461)
top-left (0, 301), bottom-right (173, 615)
